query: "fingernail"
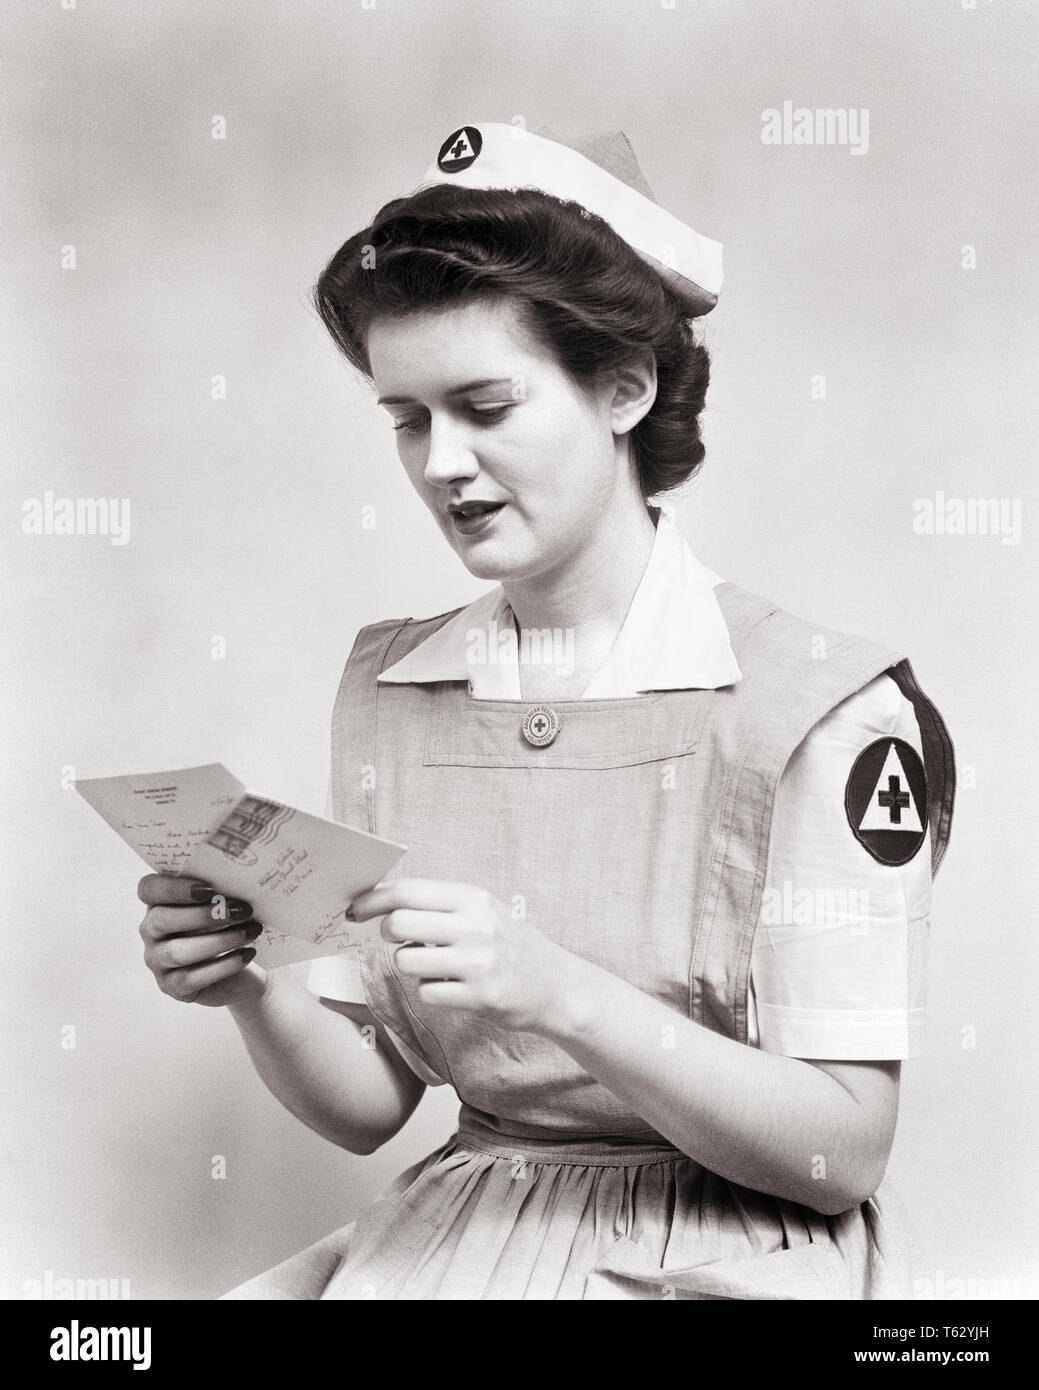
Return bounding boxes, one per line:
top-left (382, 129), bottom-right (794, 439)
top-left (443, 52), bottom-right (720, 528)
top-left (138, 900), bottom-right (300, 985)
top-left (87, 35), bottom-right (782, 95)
top-left (344, 904), bottom-right (357, 922)
top-left (228, 901), bottom-right (252, 918)
top-left (244, 922), bottom-right (264, 939)
top-left (240, 947), bottom-right (256, 963)
top-left (190, 882), bottom-right (216, 902)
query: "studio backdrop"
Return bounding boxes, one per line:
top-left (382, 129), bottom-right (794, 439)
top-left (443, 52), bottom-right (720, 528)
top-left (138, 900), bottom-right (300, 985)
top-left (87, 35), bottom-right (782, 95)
top-left (3, 0), bottom-right (1035, 1299)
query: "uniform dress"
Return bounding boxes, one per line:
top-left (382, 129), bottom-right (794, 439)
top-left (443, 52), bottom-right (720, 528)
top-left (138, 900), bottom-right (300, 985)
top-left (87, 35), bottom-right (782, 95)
top-left (222, 504), bottom-right (954, 1300)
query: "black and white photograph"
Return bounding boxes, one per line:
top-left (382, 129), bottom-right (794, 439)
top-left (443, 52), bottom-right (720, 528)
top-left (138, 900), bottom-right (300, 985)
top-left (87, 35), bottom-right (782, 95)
top-left (4, 0), bottom-right (1035, 1348)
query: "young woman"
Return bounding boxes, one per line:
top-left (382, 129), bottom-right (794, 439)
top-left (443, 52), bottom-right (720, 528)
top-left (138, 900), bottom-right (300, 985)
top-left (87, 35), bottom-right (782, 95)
top-left (136, 124), bottom-right (955, 1300)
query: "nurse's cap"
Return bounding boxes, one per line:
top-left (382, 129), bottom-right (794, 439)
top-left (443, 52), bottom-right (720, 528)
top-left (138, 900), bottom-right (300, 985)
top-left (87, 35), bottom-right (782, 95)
top-left (418, 122), bottom-right (723, 318)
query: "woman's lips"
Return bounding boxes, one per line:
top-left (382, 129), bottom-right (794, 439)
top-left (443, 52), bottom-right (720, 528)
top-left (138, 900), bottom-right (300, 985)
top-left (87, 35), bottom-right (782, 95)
top-left (451, 503), bottom-right (506, 536)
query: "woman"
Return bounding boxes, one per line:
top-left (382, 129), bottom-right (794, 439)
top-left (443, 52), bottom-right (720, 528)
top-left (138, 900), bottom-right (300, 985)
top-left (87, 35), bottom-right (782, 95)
top-left (137, 123), bottom-right (955, 1300)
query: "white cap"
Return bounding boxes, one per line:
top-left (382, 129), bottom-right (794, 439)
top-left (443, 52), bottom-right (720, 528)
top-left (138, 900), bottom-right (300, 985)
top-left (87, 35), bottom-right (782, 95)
top-left (416, 122), bottom-right (723, 317)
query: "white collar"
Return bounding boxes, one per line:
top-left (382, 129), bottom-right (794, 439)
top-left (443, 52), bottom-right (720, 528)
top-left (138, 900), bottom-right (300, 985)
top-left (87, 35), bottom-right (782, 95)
top-left (377, 504), bottom-right (742, 698)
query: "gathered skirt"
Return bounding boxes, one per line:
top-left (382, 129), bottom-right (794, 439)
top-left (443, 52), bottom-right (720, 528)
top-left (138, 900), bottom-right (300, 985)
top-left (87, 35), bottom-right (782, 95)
top-left (220, 1109), bottom-right (917, 1300)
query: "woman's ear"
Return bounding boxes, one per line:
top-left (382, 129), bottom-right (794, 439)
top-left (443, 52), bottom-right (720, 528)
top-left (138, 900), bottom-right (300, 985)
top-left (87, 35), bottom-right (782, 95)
top-left (606, 353), bottom-right (658, 436)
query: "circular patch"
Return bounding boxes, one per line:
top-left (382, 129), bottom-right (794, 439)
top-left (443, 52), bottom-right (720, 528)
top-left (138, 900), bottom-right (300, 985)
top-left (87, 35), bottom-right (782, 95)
top-left (844, 737), bottom-right (928, 866)
top-left (437, 126), bottom-right (483, 173)
top-left (521, 705), bottom-right (560, 748)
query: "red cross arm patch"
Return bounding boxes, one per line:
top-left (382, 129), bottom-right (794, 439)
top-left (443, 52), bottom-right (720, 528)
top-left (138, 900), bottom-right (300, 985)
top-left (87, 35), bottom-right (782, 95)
top-left (844, 737), bottom-right (929, 866)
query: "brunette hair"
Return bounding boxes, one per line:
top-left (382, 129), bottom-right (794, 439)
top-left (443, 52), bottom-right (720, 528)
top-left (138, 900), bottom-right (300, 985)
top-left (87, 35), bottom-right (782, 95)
top-left (312, 183), bottom-right (711, 498)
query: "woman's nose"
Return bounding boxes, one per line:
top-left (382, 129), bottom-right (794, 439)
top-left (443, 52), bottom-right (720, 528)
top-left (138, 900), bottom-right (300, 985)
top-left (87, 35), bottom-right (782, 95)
top-left (422, 417), bottom-right (479, 488)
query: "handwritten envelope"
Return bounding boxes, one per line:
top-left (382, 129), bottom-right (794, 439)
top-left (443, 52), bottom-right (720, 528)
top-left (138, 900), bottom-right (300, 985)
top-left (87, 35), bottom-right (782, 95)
top-left (75, 763), bottom-right (407, 969)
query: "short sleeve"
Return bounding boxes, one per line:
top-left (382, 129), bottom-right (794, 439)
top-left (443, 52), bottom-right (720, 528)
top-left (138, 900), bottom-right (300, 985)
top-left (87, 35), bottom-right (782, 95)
top-left (748, 672), bottom-right (931, 1060)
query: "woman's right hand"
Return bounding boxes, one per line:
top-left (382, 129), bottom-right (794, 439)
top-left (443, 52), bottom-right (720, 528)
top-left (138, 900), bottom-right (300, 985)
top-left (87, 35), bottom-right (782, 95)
top-left (137, 874), bottom-right (268, 1008)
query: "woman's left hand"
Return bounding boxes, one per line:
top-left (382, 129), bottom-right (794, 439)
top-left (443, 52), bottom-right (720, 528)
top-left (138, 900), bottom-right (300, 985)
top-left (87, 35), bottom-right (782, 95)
top-left (347, 878), bottom-right (582, 1035)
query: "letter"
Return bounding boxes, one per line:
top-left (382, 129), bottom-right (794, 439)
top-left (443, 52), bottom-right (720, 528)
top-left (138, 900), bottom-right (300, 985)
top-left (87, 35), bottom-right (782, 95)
top-left (816, 108), bottom-right (848, 146)
top-left (793, 887), bottom-right (812, 925)
top-left (75, 1277), bottom-right (109, 1299)
top-left (760, 108), bottom-right (782, 145)
top-left (496, 618), bottom-right (518, 665)
top-left (465, 626), bottom-right (487, 667)
top-left (22, 1278), bottom-right (42, 1297)
top-left (792, 107), bottom-right (814, 145)
top-left (109, 498), bottom-right (131, 546)
top-left (966, 498), bottom-right (999, 536)
top-left (522, 626), bottom-right (555, 672)
top-left (944, 497), bottom-right (965, 535)
top-left (555, 625), bottom-right (574, 676)
top-left (912, 497), bottom-right (933, 535)
top-left (76, 497), bottom-right (104, 536)
top-left (818, 887), bottom-right (841, 924)
top-left (99, 1327), bottom-right (131, 1360)
top-left (961, 244), bottom-right (976, 270)
top-left (50, 1327), bottom-right (71, 1361)
top-left (79, 1325), bottom-right (99, 1360)
top-left (849, 107), bottom-right (870, 156)
top-left (782, 877), bottom-right (795, 924)
top-left (53, 497), bottom-right (76, 536)
top-left (934, 489), bottom-right (946, 535)
top-left (133, 1327), bottom-right (151, 1372)
top-left (1002, 498), bottom-right (1021, 546)
top-left (759, 887), bottom-right (780, 925)
top-left (21, 496), bottom-right (43, 535)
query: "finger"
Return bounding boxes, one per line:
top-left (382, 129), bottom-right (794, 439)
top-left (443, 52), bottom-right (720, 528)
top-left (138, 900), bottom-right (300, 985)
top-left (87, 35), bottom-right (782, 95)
top-left (379, 908), bottom-right (462, 945)
top-left (414, 980), bottom-right (472, 1007)
top-left (162, 948), bottom-right (256, 1001)
top-left (392, 945), bottom-right (465, 979)
top-left (149, 923), bottom-right (263, 970)
top-left (139, 899), bottom-right (255, 942)
top-left (138, 874), bottom-right (218, 907)
top-left (350, 878), bottom-right (474, 920)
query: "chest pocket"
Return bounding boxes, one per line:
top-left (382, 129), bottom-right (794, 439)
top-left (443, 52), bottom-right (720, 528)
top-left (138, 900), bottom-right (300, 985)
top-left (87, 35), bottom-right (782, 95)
top-left (422, 685), bottom-right (716, 770)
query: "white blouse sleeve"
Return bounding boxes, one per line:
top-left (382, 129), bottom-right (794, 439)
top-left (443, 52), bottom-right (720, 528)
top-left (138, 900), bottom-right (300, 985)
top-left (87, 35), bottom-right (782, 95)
top-left (748, 672), bottom-right (931, 1060)
top-left (304, 776), bottom-right (447, 1086)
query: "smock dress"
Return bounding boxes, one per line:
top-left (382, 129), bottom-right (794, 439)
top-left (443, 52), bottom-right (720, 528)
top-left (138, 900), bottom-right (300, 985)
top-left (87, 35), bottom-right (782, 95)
top-left (222, 506), bottom-right (955, 1300)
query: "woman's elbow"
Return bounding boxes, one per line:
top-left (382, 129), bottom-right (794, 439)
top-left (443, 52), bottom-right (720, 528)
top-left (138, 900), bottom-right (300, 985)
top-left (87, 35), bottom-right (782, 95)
top-left (801, 1155), bottom-right (889, 1216)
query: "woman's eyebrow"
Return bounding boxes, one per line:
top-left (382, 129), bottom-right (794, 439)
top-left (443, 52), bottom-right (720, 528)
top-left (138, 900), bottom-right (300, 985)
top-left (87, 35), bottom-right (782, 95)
top-left (376, 378), bottom-right (517, 406)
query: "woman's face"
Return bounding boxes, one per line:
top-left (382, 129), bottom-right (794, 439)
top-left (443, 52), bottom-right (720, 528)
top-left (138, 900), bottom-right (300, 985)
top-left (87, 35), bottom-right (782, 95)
top-left (366, 298), bottom-right (640, 584)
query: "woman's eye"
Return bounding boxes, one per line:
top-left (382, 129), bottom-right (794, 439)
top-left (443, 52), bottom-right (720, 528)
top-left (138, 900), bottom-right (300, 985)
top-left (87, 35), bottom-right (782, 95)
top-left (391, 404), bottom-right (515, 435)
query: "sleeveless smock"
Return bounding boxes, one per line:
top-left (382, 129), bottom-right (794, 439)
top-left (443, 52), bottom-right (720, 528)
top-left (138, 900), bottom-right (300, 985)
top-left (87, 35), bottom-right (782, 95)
top-left (222, 583), bottom-right (954, 1300)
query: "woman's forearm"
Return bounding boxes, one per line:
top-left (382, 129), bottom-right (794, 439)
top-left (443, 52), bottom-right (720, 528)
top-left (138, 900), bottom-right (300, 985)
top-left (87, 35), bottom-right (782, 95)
top-left (226, 969), bottom-right (423, 1154)
top-left (540, 955), bottom-right (888, 1215)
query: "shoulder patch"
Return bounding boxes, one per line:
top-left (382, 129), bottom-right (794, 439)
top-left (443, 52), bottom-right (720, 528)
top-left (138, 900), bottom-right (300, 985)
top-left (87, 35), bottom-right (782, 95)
top-left (845, 737), bottom-right (928, 866)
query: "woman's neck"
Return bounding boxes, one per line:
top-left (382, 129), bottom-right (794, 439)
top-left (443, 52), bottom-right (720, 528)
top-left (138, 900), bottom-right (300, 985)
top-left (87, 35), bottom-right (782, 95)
top-left (502, 500), bottom-right (659, 692)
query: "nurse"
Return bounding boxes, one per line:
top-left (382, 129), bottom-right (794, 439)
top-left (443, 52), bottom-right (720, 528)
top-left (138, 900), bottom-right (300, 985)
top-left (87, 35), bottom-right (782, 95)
top-left (137, 123), bottom-right (955, 1299)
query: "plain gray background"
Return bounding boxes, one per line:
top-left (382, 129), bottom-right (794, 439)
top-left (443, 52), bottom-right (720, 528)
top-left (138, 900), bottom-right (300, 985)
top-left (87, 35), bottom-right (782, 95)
top-left (3, 0), bottom-right (1036, 1298)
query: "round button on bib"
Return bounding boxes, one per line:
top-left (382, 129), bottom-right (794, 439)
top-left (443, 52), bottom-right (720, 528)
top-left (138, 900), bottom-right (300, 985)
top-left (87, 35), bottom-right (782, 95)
top-left (521, 705), bottom-right (560, 748)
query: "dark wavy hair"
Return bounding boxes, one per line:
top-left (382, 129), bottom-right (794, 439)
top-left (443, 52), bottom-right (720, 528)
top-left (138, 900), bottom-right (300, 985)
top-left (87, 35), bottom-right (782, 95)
top-left (312, 183), bottom-right (711, 499)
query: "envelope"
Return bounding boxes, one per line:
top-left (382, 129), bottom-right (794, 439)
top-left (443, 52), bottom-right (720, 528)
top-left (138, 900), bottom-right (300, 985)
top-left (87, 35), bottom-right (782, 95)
top-left (75, 763), bottom-right (407, 968)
